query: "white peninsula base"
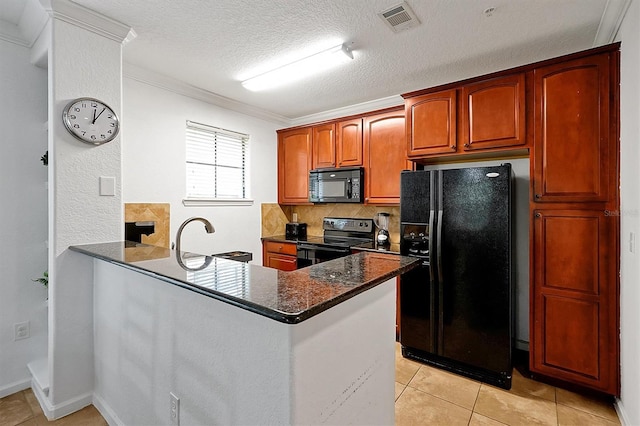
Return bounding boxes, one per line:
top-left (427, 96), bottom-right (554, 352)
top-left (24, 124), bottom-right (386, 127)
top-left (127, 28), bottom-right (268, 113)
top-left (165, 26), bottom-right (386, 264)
top-left (92, 259), bottom-right (397, 425)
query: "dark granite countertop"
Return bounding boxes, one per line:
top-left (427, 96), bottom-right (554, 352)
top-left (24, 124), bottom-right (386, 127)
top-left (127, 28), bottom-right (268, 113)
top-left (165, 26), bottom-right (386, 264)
top-left (69, 241), bottom-right (419, 324)
top-left (351, 241), bottom-right (401, 255)
top-left (261, 235), bottom-right (303, 243)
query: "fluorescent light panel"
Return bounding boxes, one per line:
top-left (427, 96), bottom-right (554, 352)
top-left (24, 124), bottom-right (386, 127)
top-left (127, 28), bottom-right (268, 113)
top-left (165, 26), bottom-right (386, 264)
top-left (242, 43), bottom-right (354, 91)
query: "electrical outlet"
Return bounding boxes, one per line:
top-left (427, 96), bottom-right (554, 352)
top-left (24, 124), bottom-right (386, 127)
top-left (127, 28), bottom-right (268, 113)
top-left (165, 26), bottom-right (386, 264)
top-left (14, 321), bottom-right (30, 341)
top-left (170, 392), bottom-right (180, 426)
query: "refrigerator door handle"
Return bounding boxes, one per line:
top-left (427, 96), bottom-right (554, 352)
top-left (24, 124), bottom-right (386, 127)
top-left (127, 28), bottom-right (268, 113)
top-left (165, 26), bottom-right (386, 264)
top-left (436, 210), bottom-right (444, 286)
top-left (436, 208), bottom-right (444, 353)
top-left (428, 210), bottom-right (435, 282)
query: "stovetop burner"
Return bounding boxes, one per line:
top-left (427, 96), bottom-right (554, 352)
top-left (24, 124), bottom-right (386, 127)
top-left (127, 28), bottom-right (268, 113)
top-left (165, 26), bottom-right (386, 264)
top-left (295, 217), bottom-right (376, 268)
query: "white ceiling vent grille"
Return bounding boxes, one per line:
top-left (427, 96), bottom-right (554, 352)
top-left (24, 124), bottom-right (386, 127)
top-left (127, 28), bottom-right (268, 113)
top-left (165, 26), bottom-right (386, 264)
top-left (378, 2), bottom-right (421, 33)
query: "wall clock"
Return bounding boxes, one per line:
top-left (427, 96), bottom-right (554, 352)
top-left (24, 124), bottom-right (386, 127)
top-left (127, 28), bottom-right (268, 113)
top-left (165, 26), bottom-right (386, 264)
top-left (62, 97), bottom-right (120, 145)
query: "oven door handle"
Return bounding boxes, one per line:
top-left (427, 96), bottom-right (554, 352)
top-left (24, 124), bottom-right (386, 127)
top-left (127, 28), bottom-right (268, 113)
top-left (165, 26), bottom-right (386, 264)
top-left (297, 244), bottom-right (350, 254)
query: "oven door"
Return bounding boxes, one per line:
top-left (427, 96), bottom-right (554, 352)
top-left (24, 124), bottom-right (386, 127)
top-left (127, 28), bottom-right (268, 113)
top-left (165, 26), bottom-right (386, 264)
top-left (296, 243), bottom-right (351, 268)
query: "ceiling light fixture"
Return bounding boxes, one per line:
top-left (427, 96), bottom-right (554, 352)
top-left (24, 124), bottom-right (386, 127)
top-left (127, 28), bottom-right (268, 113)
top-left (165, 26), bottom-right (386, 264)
top-left (241, 43), bottom-right (354, 92)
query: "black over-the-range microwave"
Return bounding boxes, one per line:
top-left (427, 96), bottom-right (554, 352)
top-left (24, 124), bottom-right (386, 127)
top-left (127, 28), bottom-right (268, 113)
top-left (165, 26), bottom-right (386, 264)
top-left (308, 167), bottom-right (364, 203)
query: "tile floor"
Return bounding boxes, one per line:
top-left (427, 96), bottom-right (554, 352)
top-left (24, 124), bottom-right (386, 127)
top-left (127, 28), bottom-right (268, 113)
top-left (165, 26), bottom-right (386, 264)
top-left (1, 346), bottom-right (621, 426)
top-left (394, 343), bottom-right (621, 426)
top-left (0, 390), bottom-right (105, 426)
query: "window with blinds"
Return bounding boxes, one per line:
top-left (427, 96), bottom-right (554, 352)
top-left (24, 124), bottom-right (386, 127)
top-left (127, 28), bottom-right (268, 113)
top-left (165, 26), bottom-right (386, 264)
top-left (185, 120), bottom-right (249, 201)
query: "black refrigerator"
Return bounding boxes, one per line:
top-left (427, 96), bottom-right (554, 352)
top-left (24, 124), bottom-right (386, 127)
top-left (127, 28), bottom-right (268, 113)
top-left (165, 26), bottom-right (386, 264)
top-left (399, 164), bottom-right (513, 389)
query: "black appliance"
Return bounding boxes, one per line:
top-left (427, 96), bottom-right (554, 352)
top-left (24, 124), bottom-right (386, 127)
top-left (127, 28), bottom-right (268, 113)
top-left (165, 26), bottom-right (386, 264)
top-left (212, 251), bottom-right (253, 263)
top-left (296, 217), bottom-right (374, 268)
top-left (286, 222), bottom-right (307, 240)
top-left (399, 164), bottom-right (513, 389)
top-left (125, 221), bottom-right (155, 243)
top-left (309, 167), bottom-right (364, 203)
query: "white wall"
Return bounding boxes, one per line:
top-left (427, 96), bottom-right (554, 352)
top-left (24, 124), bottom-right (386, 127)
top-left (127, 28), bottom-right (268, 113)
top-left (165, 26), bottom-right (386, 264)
top-left (616, 2), bottom-right (640, 424)
top-left (0, 39), bottom-right (48, 397)
top-left (423, 158), bottom-right (530, 349)
top-left (45, 11), bottom-right (126, 414)
top-left (92, 259), bottom-right (395, 425)
top-left (122, 78), bottom-right (279, 260)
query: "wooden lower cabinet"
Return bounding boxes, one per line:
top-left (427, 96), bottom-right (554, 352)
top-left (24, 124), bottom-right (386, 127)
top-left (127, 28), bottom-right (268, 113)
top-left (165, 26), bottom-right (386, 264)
top-left (262, 241), bottom-right (297, 271)
top-left (530, 209), bottom-right (619, 395)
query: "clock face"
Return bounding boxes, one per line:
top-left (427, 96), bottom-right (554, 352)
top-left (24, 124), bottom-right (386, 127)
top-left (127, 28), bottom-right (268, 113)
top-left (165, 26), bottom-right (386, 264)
top-left (62, 98), bottom-right (119, 145)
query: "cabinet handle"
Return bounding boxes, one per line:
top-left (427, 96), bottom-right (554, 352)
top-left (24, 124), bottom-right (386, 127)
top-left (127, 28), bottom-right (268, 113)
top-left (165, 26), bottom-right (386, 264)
top-left (535, 212), bottom-right (542, 218)
top-left (464, 143), bottom-right (470, 148)
top-left (535, 194), bottom-right (541, 199)
top-left (451, 145), bottom-right (456, 150)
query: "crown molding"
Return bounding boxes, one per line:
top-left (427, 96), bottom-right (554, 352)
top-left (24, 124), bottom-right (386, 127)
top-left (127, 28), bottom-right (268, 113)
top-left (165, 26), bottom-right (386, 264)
top-left (39, 0), bottom-right (136, 44)
top-left (594, 0), bottom-right (633, 45)
top-left (0, 22), bottom-right (29, 46)
top-left (288, 95), bottom-right (404, 127)
top-left (123, 63), bottom-right (292, 126)
top-left (0, 0), bottom-right (47, 47)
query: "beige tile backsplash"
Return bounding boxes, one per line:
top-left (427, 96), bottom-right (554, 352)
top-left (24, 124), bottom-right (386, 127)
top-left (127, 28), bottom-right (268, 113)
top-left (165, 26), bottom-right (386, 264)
top-left (125, 203), bottom-right (170, 248)
top-left (261, 203), bottom-right (400, 243)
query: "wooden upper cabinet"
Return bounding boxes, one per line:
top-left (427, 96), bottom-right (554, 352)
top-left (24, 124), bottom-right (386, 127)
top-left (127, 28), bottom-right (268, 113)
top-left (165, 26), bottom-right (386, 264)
top-left (533, 53), bottom-right (612, 203)
top-left (277, 127), bottom-right (312, 204)
top-left (312, 123), bottom-right (336, 169)
top-left (364, 109), bottom-right (410, 205)
top-left (461, 74), bottom-right (526, 151)
top-left (337, 118), bottom-right (363, 167)
top-left (406, 89), bottom-right (457, 157)
top-left (530, 209), bottom-right (618, 394)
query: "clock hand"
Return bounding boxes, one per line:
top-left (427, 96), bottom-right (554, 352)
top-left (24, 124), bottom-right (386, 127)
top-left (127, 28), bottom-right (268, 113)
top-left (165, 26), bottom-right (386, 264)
top-left (94, 107), bottom-right (106, 123)
top-left (92, 109), bottom-right (97, 124)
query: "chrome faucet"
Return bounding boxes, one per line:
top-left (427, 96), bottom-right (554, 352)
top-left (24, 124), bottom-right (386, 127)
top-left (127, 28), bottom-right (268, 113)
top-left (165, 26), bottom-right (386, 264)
top-left (174, 217), bottom-right (215, 271)
top-left (175, 217), bottom-right (215, 254)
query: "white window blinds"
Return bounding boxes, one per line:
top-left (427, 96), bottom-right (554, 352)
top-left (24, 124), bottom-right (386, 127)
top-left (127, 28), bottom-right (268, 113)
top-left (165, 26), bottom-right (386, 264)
top-left (186, 120), bottom-right (249, 200)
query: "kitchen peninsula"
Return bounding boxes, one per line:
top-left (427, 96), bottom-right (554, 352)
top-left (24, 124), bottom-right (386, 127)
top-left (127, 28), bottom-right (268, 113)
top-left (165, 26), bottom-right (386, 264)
top-left (70, 242), bottom-right (419, 425)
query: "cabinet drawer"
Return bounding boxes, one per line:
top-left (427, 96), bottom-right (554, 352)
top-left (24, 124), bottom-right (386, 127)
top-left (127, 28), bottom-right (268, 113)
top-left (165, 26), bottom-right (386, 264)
top-left (268, 254), bottom-right (298, 271)
top-left (264, 241), bottom-right (297, 256)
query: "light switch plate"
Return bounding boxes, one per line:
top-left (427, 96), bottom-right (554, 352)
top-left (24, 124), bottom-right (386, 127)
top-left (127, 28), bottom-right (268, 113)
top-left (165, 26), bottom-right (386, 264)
top-left (99, 176), bottom-right (116, 196)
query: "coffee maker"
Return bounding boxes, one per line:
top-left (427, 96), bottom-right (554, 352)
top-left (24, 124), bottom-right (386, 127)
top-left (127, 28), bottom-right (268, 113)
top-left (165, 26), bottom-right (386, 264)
top-left (373, 212), bottom-right (390, 245)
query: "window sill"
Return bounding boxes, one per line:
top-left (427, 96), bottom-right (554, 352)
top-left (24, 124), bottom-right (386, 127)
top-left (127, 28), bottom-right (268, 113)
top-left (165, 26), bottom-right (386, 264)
top-left (182, 198), bottom-right (254, 207)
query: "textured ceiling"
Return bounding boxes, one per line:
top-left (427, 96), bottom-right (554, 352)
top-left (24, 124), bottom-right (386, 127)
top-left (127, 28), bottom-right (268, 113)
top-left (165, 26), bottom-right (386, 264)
top-left (2, 0), bottom-right (617, 121)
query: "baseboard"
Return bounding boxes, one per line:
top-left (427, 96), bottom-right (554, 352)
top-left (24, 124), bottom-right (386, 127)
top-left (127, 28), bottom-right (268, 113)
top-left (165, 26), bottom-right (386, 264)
top-left (0, 378), bottom-right (31, 398)
top-left (29, 381), bottom-right (92, 421)
top-left (615, 397), bottom-right (632, 426)
top-left (93, 392), bottom-right (124, 426)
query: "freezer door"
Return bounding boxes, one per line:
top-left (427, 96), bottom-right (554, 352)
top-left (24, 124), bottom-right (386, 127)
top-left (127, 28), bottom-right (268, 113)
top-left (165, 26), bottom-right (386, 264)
top-left (438, 164), bottom-right (512, 375)
top-left (399, 170), bottom-right (437, 353)
top-left (400, 170), bottom-right (432, 224)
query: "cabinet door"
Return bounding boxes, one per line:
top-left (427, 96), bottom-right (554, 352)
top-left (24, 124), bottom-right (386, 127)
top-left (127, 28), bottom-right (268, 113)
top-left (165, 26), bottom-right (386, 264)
top-left (337, 118), bottom-right (363, 167)
top-left (278, 128), bottom-right (312, 204)
top-left (462, 74), bottom-right (526, 151)
top-left (533, 54), bottom-right (611, 203)
top-left (530, 209), bottom-right (618, 394)
top-left (406, 89), bottom-right (457, 157)
top-left (364, 109), bottom-right (410, 204)
top-left (267, 253), bottom-right (297, 271)
top-left (312, 123), bottom-right (336, 169)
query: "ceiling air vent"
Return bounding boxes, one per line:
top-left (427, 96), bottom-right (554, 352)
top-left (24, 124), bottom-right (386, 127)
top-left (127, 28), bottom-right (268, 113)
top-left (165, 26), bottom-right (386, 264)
top-left (378, 2), bottom-right (421, 33)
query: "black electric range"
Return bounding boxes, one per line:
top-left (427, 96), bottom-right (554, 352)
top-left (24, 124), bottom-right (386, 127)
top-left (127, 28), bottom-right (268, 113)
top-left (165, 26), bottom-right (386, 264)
top-left (296, 217), bottom-right (375, 268)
